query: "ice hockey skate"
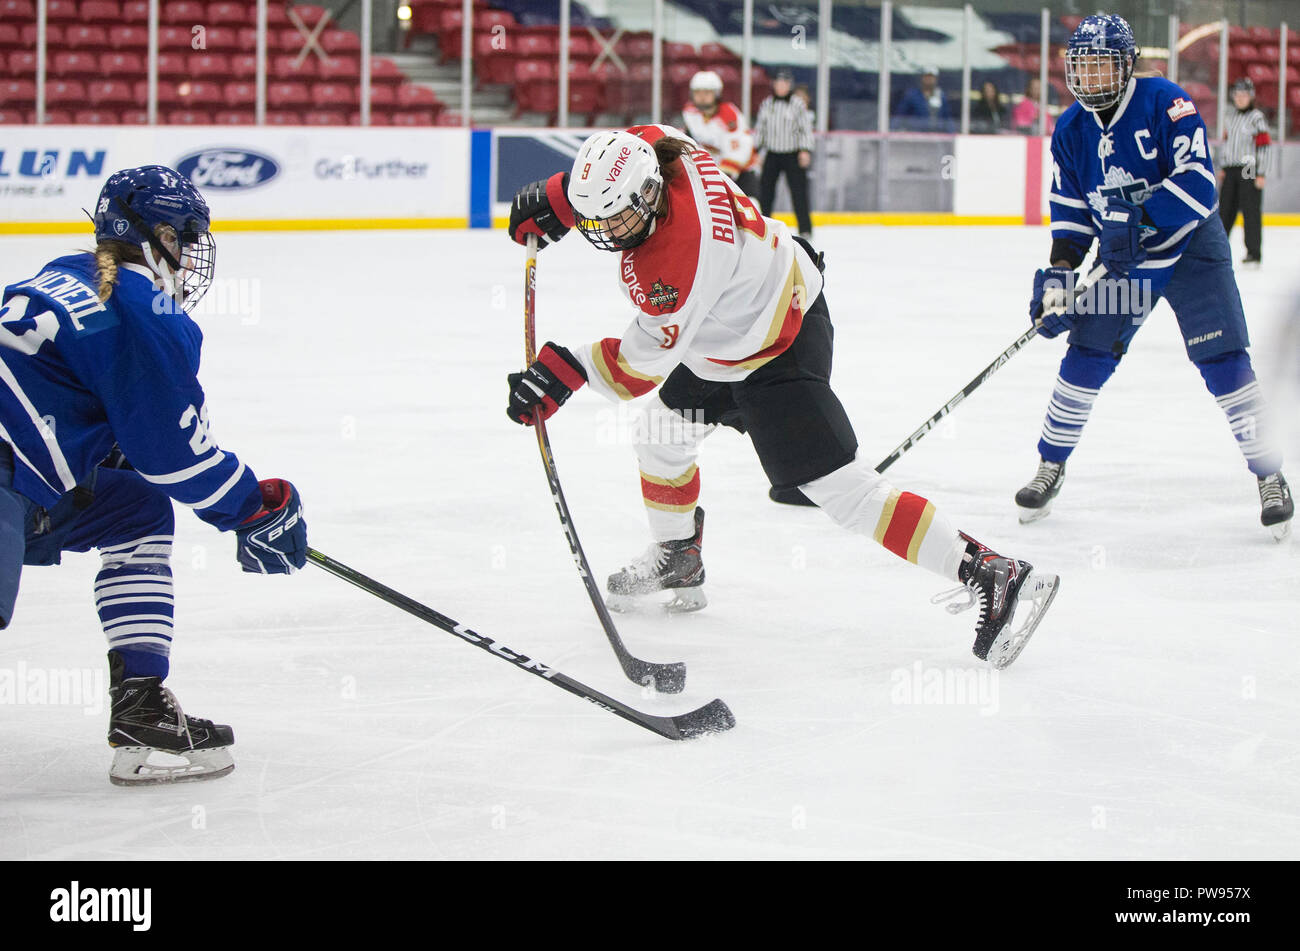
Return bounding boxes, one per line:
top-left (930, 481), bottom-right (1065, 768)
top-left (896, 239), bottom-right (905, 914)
top-left (1258, 471), bottom-right (1294, 541)
top-left (107, 653), bottom-right (235, 786)
top-left (1015, 459), bottom-right (1065, 523)
top-left (607, 507), bottom-right (707, 613)
top-left (933, 534), bottom-right (1059, 669)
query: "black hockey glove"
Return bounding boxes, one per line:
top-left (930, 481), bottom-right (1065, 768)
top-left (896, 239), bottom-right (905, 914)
top-left (509, 173), bottom-right (575, 249)
top-left (507, 342), bottom-right (587, 425)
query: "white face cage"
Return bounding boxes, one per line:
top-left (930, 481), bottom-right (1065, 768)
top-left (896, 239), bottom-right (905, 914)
top-left (144, 228), bottom-right (216, 314)
top-left (1065, 48), bottom-right (1133, 112)
top-left (575, 176), bottom-right (663, 252)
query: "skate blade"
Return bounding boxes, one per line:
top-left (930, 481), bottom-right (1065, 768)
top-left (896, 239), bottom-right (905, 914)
top-left (606, 587), bottom-right (707, 614)
top-left (109, 746), bottom-right (235, 786)
top-left (1268, 520), bottom-right (1292, 542)
top-left (987, 572), bottom-right (1059, 670)
top-left (1017, 502), bottom-right (1052, 524)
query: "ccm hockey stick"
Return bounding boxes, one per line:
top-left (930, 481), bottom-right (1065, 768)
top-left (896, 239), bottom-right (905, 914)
top-left (306, 548), bottom-right (734, 740)
top-left (522, 234), bottom-right (688, 694)
top-left (874, 262), bottom-right (1108, 474)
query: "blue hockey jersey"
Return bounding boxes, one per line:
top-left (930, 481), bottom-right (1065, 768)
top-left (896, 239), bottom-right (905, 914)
top-left (0, 253), bottom-right (261, 531)
top-left (1049, 76), bottom-right (1219, 272)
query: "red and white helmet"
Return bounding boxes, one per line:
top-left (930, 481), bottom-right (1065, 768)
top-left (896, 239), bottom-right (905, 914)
top-left (568, 130), bottom-right (664, 252)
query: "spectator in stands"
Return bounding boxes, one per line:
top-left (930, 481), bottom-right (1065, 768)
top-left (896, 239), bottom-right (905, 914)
top-left (893, 66), bottom-right (952, 131)
top-left (680, 70), bottom-right (761, 196)
top-left (754, 69), bottom-right (815, 240)
top-left (971, 80), bottom-right (1006, 133)
top-left (1011, 77), bottom-right (1050, 135)
top-left (1219, 77), bottom-right (1271, 266)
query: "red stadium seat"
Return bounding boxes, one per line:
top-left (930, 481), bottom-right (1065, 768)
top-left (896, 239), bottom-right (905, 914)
top-left (167, 109), bottom-right (213, 124)
top-left (320, 29), bottom-right (361, 55)
top-left (663, 41), bottom-right (695, 63)
top-left (156, 52), bottom-right (189, 78)
top-left (616, 32), bottom-right (655, 62)
top-left (392, 111), bottom-right (434, 126)
top-left (0, 77), bottom-right (35, 106)
top-left (6, 50), bottom-right (35, 76)
top-left (311, 82), bottom-right (355, 109)
top-left (474, 9), bottom-right (513, 31)
top-left (272, 54), bottom-right (318, 78)
top-left (191, 52), bottom-right (233, 80)
top-left (319, 56), bottom-right (359, 81)
top-left (52, 51), bottom-right (100, 79)
top-left (223, 80), bottom-right (255, 106)
top-left (1228, 42), bottom-right (1259, 63)
top-left (159, 26), bottom-right (196, 50)
top-left (75, 109), bottom-right (121, 124)
top-left (22, 24), bottom-right (63, 47)
top-left (203, 27), bottom-right (242, 53)
top-left (208, 3), bottom-right (248, 27)
top-left (368, 84), bottom-right (396, 109)
top-left (162, 1), bottom-right (206, 25)
top-left (213, 109), bottom-right (255, 124)
top-left (121, 0), bottom-right (149, 22)
top-left (46, 0), bottom-right (80, 23)
top-left (1257, 44), bottom-right (1281, 65)
top-left (100, 50), bottom-right (143, 78)
top-left (177, 79), bottom-right (224, 108)
top-left (239, 27), bottom-right (282, 52)
top-left (40, 109), bottom-right (74, 123)
top-left (516, 31), bottom-right (558, 59)
top-left (264, 109), bottom-right (301, 124)
top-left (0, 107), bottom-right (25, 121)
top-left (0, 24), bottom-right (18, 50)
top-left (370, 57), bottom-right (405, 85)
top-left (65, 25), bottom-right (111, 50)
top-left (396, 83), bottom-right (438, 110)
top-left (303, 109), bottom-right (347, 125)
top-left (109, 26), bottom-right (149, 50)
top-left (90, 79), bottom-right (139, 108)
top-left (699, 41), bottom-right (739, 67)
top-left (291, 4), bottom-right (330, 27)
top-left (0, 1), bottom-right (36, 24)
top-left (267, 80), bottom-right (310, 109)
top-left (230, 53), bottom-right (257, 77)
top-left (118, 107), bottom-right (149, 123)
top-left (352, 110), bottom-right (390, 125)
top-left (45, 78), bottom-right (86, 109)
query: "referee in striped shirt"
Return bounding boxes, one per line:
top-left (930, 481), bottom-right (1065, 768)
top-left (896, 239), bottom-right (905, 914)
top-left (1218, 77), bottom-right (1272, 265)
top-left (754, 69), bottom-right (815, 239)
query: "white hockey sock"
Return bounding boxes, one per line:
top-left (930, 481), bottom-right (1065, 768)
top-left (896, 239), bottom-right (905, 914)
top-left (94, 535), bottom-right (175, 659)
top-left (800, 455), bottom-right (968, 580)
top-left (633, 397), bottom-right (715, 541)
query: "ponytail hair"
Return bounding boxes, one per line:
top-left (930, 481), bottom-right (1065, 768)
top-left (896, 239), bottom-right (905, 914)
top-left (654, 135), bottom-right (695, 185)
top-left (92, 240), bottom-right (142, 303)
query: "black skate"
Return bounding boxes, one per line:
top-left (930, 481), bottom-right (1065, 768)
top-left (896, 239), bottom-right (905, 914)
top-left (932, 533), bottom-right (1060, 669)
top-left (1258, 471), bottom-right (1293, 542)
top-left (107, 652), bottom-right (235, 786)
top-left (607, 507), bottom-right (707, 613)
top-left (1015, 459), bottom-right (1065, 523)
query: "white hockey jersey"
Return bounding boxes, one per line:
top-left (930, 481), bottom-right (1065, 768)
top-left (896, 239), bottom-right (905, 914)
top-left (574, 124), bottom-right (823, 401)
top-left (679, 102), bottom-right (758, 178)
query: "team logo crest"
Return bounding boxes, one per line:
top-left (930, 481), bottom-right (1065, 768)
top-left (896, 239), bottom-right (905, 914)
top-left (648, 279), bottom-right (679, 312)
top-left (113, 218), bottom-right (129, 236)
top-left (1087, 166), bottom-right (1153, 217)
top-left (1166, 98), bottom-right (1197, 121)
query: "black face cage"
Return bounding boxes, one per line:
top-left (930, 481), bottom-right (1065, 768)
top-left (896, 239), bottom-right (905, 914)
top-left (1065, 48), bottom-right (1134, 111)
top-left (575, 177), bottom-right (662, 252)
top-left (177, 229), bottom-right (216, 313)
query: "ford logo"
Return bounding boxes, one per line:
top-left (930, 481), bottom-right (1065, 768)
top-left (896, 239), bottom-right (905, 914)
top-left (175, 148), bottom-right (280, 190)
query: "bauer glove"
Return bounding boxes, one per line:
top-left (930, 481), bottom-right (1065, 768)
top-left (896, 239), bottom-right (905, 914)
top-left (507, 342), bottom-right (587, 425)
top-left (509, 173), bottom-right (575, 249)
top-left (236, 479), bottom-right (307, 574)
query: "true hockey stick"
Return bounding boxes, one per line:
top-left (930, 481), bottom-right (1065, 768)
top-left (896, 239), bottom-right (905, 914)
top-left (522, 234), bottom-right (688, 694)
top-left (873, 262), bottom-right (1108, 474)
top-left (306, 548), bottom-right (734, 740)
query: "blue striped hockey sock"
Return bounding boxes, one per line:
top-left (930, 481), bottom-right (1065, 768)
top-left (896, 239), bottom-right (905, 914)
top-left (95, 535), bottom-right (174, 681)
top-left (1197, 350), bottom-right (1283, 477)
top-left (1036, 346), bottom-right (1120, 464)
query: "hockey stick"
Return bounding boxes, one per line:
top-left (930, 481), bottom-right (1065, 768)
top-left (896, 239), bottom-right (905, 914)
top-left (522, 233), bottom-right (688, 694)
top-left (306, 548), bottom-right (734, 740)
top-left (873, 262), bottom-right (1108, 474)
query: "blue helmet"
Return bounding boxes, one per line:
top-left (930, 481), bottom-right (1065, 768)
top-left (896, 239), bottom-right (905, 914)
top-left (91, 165), bottom-right (215, 313)
top-left (1065, 14), bottom-right (1140, 112)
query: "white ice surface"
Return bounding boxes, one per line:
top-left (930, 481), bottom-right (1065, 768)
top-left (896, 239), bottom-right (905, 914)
top-left (0, 225), bottom-right (1296, 859)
